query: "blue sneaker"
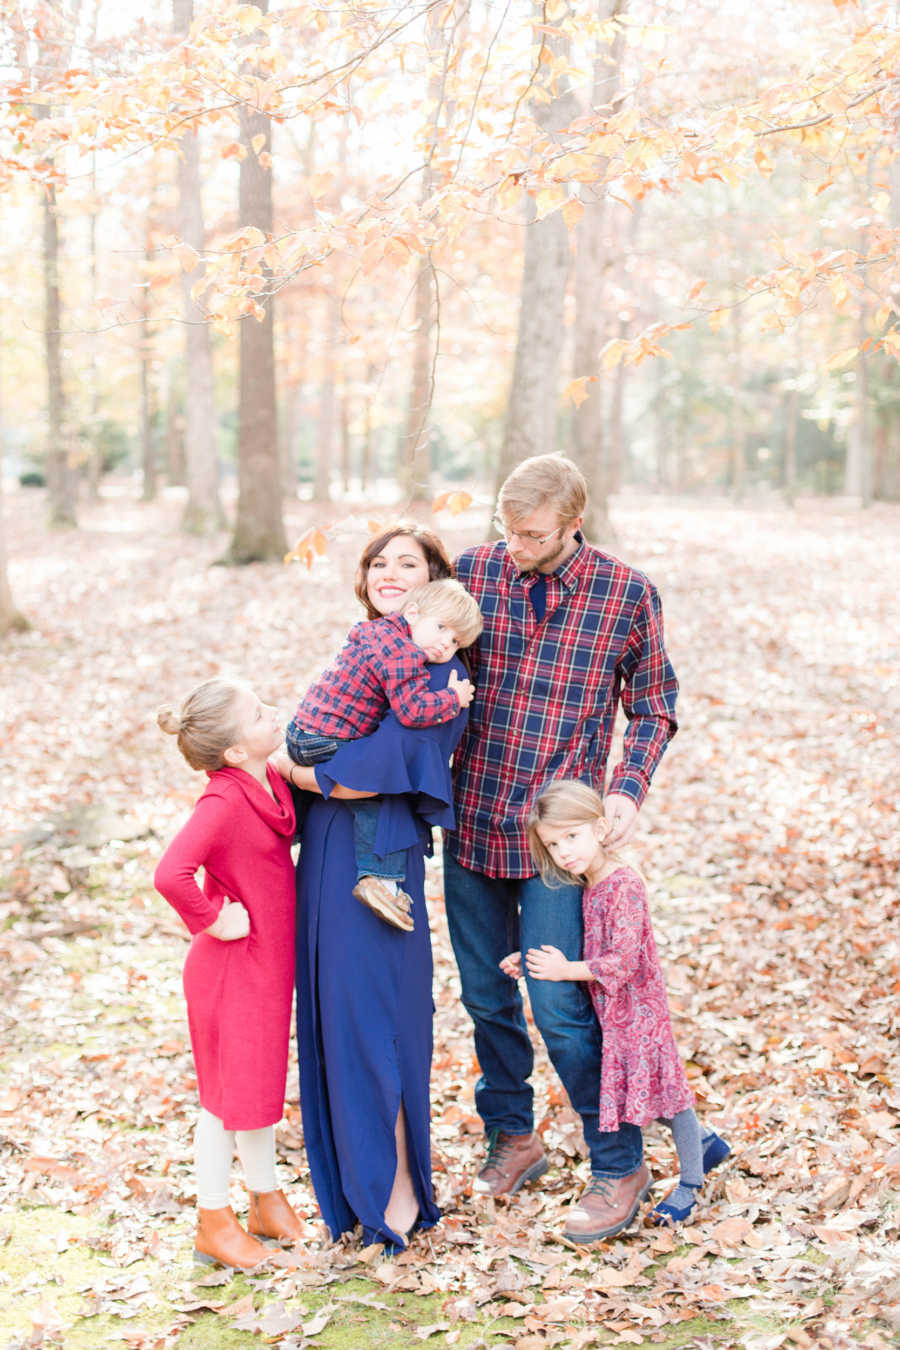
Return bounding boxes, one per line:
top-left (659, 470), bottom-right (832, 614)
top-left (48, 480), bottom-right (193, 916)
top-left (649, 1183), bottom-right (699, 1226)
top-left (702, 1132), bottom-right (731, 1174)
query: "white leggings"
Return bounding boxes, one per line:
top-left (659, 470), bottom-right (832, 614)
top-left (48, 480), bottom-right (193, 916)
top-left (194, 1107), bottom-right (277, 1210)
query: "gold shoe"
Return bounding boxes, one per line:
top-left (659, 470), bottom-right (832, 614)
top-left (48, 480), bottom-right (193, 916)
top-left (352, 876), bottom-right (415, 931)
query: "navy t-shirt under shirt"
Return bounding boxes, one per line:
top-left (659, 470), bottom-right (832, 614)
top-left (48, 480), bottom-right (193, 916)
top-left (529, 575), bottom-right (547, 622)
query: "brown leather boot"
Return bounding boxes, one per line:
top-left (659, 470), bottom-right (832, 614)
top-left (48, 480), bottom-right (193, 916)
top-left (562, 1163), bottom-right (653, 1242)
top-left (194, 1206), bottom-right (270, 1268)
top-left (247, 1189), bottom-right (305, 1243)
top-left (472, 1129), bottom-right (548, 1197)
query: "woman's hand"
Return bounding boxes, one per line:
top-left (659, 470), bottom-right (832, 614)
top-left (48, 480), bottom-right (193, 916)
top-left (525, 945), bottom-right (581, 981)
top-left (448, 669), bottom-right (475, 708)
top-left (270, 751), bottom-right (322, 793)
top-left (270, 750), bottom-right (298, 782)
top-left (205, 898), bottom-right (250, 941)
top-left (269, 749), bottom-right (374, 799)
top-left (499, 951), bottom-right (523, 979)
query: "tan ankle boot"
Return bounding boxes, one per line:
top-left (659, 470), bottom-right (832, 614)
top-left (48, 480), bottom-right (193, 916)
top-left (194, 1206), bottom-right (269, 1268)
top-left (247, 1189), bottom-right (304, 1243)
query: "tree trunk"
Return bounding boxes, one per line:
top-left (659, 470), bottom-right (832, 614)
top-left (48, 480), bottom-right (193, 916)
top-left (398, 257), bottom-right (436, 503)
top-left (496, 203), bottom-right (571, 493)
top-left (653, 361), bottom-right (668, 490)
top-left (227, 0), bottom-right (286, 563)
top-left (0, 366), bottom-right (27, 635)
top-left (0, 502), bottom-right (27, 637)
top-left (165, 358), bottom-right (186, 485)
top-left (845, 342), bottom-right (871, 504)
top-left (312, 117), bottom-right (349, 505)
top-left (360, 362), bottom-right (375, 493)
top-left (571, 194), bottom-right (608, 538)
top-left (340, 390), bottom-right (351, 495)
top-left (570, 0), bottom-right (627, 545)
top-left (844, 231), bottom-right (871, 504)
top-left (140, 237), bottom-right (156, 502)
top-left (283, 376), bottom-right (302, 497)
top-left (782, 382), bottom-right (798, 506)
top-left (398, 7), bottom-right (448, 505)
top-left (44, 178), bottom-right (77, 527)
top-left (495, 5), bottom-right (578, 496)
top-left (175, 0), bottom-right (224, 533)
top-left (313, 292), bottom-right (337, 503)
top-left (85, 154), bottom-right (103, 500)
top-left (607, 316), bottom-right (626, 494)
top-left (845, 183), bottom-right (873, 504)
top-left (729, 294), bottom-right (745, 501)
top-left (871, 416), bottom-right (892, 501)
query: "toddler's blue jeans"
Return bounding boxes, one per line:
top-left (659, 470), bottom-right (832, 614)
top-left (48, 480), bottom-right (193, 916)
top-left (286, 724), bottom-right (405, 882)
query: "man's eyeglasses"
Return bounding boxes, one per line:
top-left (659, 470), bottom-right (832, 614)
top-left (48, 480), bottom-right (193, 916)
top-left (492, 514), bottom-right (566, 546)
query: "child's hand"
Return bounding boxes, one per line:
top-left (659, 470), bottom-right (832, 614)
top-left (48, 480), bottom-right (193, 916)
top-left (448, 669), bottom-right (475, 708)
top-left (525, 945), bottom-right (573, 981)
top-left (205, 898), bottom-right (250, 941)
top-left (499, 951), bottom-right (523, 979)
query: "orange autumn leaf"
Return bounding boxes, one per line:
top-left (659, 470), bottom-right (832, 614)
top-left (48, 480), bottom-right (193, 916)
top-left (563, 376), bottom-right (596, 408)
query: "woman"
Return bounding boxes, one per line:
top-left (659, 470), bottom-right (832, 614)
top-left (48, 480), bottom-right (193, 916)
top-left (278, 525), bottom-right (469, 1249)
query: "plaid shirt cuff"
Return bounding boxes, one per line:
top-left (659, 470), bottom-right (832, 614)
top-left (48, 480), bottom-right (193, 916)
top-left (604, 768), bottom-right (649, 806)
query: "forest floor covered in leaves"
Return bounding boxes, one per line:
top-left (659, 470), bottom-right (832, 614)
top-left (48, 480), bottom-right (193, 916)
top-left (0, 486), bottom-right (898, 1350)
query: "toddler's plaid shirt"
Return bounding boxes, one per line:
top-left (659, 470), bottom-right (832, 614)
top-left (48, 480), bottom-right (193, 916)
top-left (291, 611), bottom-right (460, 740)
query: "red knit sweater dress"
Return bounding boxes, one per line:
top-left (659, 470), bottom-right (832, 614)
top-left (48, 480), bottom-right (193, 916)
top-left (154, 765), bottom-right (296, 1130)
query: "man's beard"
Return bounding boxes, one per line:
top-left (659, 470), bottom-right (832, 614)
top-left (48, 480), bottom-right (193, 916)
top-left (510, 537), bottom-right (567, 573)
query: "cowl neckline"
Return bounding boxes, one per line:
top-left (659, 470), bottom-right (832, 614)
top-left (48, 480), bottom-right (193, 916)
top-left (206, 764), bottom-right (295, 837)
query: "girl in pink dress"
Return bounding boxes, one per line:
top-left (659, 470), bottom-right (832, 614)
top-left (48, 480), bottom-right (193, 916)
top-left (155, 678), bottom-right (303, 1268)
top-left (501, 780), bottom-right (729, 1225)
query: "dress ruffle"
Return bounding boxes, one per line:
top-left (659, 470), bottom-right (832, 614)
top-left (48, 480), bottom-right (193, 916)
top-left (598, 1042), bottom-right (695, 1130)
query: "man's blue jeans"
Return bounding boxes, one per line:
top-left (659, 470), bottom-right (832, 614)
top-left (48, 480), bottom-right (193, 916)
top-left (443, 852), bottom-right (643, 1178)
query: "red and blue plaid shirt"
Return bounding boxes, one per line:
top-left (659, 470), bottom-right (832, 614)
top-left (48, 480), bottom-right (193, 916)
top-left (445, 536), bottom-right (678, 878)
top-left (293, 611), bottom-right (460, 739)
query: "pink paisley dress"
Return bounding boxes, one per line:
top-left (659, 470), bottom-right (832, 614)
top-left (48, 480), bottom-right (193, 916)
top-left (583, 865), bottom-right (694, 1131)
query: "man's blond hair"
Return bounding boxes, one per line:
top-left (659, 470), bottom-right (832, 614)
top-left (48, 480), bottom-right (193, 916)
top-left (498, 454), bottom-right (587, 525)
top-left (400, 579), bottom-right (483, 647)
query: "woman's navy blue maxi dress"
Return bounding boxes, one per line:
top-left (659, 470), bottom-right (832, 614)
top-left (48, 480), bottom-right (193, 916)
top-left (295, 658), bottom-right (469, 1248)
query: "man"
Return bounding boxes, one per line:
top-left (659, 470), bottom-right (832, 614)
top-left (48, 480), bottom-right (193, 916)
top-left (444, 454), bottom-right (678, 1242)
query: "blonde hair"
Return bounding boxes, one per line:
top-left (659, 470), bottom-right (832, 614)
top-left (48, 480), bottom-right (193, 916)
top-left (400, 578), bottom-right (483, 647)
top-left (498, 454), bottom-right (587, 528)
top-left (527, 780), bottom-right (608, 885)
top-left (157, 678), bottom-right (243, 771)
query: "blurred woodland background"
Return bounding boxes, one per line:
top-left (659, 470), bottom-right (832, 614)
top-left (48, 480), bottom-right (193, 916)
top-left (2, 5), bottom-right (900, 1345)
top-left (2, 0), bottom-right (900, 635)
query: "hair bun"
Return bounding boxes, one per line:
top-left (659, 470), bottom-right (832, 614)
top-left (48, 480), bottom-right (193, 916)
top-left (157, 706), bottom-right (182, 735)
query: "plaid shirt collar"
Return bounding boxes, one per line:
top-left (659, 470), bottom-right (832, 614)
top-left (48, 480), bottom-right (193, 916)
top-left (505, 531), bottom-right (588, 592)
top-left (382, 609), bottom-right (411, 637)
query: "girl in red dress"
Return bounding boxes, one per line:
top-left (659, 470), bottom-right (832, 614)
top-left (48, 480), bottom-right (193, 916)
top-left (501, 780), bottom-right (729, 1225)
top-left (155, 678), bottom-right (303, 1267)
